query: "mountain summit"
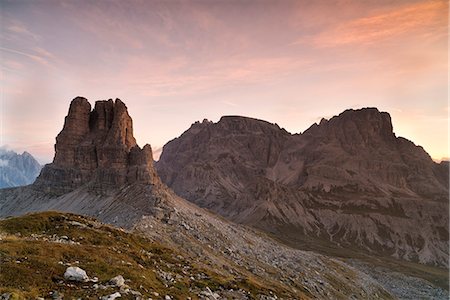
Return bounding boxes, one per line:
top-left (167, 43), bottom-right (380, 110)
top-left (35, 97), bottom-right (158, 194)
top-left (156, 107), bottom-right (449, 266)
top-left (0, 148), bottom-right (42, 188)
top-left (297, 108), bottom-right (447, 196)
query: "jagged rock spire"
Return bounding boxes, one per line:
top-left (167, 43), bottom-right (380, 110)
top-left (35, 97), bottom-right (158, 193)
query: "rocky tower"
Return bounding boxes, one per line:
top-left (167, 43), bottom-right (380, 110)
top-left (35, 97), bottom-right (158, 193)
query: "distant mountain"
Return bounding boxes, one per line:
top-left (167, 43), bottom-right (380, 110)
top-left (0, 148), bottom-right (42, 188)
top-left (156, 108), bottom-right (449, 267)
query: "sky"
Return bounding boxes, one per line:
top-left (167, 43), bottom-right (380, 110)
top-left (0, 0), bottom-right (448, 164)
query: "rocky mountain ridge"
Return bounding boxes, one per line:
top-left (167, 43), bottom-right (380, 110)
top-left (0, 97), bottom-right (407, 299)
top-left (0, 148), bottom-right (42, 189)
top-left (0, 98), bottom-right (447, 298)
top-left (156, 108), bottom-right (449, 267)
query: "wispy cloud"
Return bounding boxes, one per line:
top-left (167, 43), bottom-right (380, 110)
top-left (303, 1), bottom-right (447, 48)
top-left (6, 20), bottom-right (41, 41)
top-left (0, 0), bottom-right (447, 162)
top-left (0, 47), bottom-right (51, 65)
top-left (118, 55), bottom-right (311, 97)
top-left (222, 100), bottom-right (238, 107)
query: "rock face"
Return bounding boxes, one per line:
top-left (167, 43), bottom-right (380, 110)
top-left (0, 149), bottom-right (42, 188)
top-left (156, 117), bottom-right (291, 210)
top-left (297, 108), bottom-right (447, 197)
top-left (0, 97), bottom-right (170, 229)
top-left (35, 97), bottom-right (158, 193)
top-left (156, 108), bottom-right (449, 267)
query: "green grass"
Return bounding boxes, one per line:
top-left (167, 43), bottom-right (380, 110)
top-left (0, 212), bottom-right (287, 299)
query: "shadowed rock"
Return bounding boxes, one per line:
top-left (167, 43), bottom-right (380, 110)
top-left (35, 97), bottom-right (158, 193)
top-left (156, 107), bottom-right (449, 267)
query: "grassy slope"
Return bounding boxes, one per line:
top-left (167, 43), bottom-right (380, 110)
top-left (0, 212), bottom-right (291, 299)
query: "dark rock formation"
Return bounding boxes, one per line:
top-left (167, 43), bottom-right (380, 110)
top-left (0, 149), bottom-right (42, 188)
top-left (0, 98), bottom-right (447, 297)
top-left (292, 108), bottom-right (448, 198)
top-left (35, 97), bottom-right (158, 193)
top-left (156, 108), bottom-right (449, 266)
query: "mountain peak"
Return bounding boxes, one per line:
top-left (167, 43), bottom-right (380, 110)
top-left (217, 115), bottom-right (287, 136)
top-left (89, 98), bottom-right (137, 150)
top-left (156, 106), bottom-right (449, 267)
top-left (336, 107), bottom-right (392, 129)
top-left (219, 115), bottom-right (276, 125)
top-left (304, 107), bottom-right (395, 145)
top-left (0, 149), bottom-right (42, 188)
top-left (339, 107), bottom-right (391, 123)
top-left (35, 97), bottom-right (157, 193)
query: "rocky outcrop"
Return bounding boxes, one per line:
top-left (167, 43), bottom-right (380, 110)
top-left (297, 108), bottom-right (448, 198)
top-left (156, 116), bottom-right (291, 210)
top-left (156, 108), bottom-right (449, 266)
top-left (35, 97), bottom-right (158, 193)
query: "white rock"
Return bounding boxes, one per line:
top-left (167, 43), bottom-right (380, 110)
top-left (200, 287), bottom-right (220, 300)
top-left (109, 275), bottom-right (125, 287)
top-left (64, 266), bottom-right (88, 282)
top-left (101, 292), bottom-right (121, 300)
top-left (68, 220), bottom-right (86, 228)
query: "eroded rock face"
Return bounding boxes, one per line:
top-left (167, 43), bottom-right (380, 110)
top-left (290, 108), bottom-right (448, 198)
top-left (156, 108), bottom-right (449, 266)
top-left (35, 97), bottom-right (158, 193)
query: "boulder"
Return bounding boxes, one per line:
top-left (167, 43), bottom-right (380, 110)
top-left (63, 266), bottom-right (88, 282)
top-left (109, 275), bottom-right (125, 287)
top-left (101, 292), bottom-right (121, 300)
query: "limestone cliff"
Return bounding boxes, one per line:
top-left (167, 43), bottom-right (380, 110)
top-left (156, 108), bottom-right (449, 267)
top-left (35, 97), bottom-right (158, 193)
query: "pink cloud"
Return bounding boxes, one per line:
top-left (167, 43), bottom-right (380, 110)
top-left (118, 55), bottom-right (311, 97)
top-left (305, 1), bottom-right (447, 48)
top-left (6, 20), bottom-right (41, 41)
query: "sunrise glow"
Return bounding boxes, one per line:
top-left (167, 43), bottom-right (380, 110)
top-left (1, 0), bottom-right (448, 163)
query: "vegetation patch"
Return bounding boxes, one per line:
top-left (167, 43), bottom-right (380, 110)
top-left (0, 212), bottom-right (279, 299)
